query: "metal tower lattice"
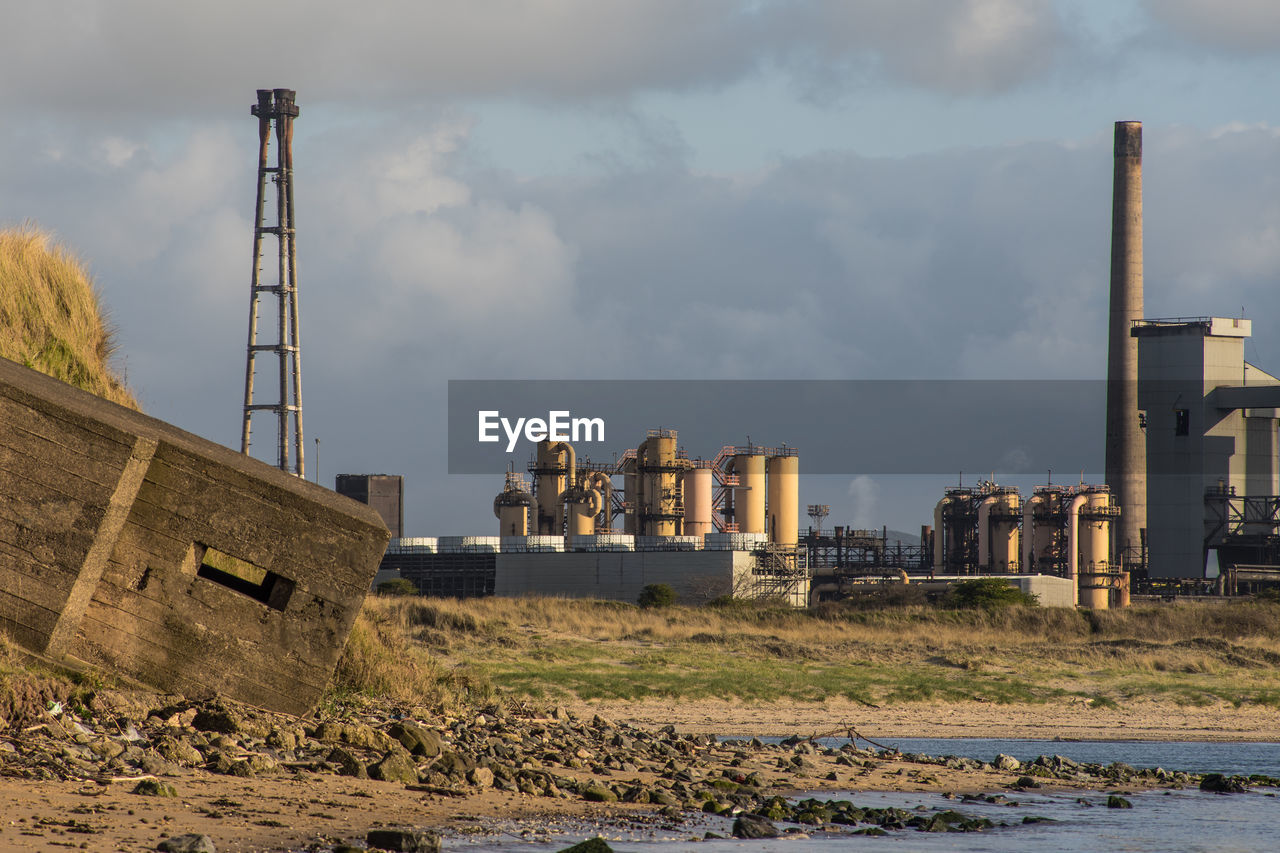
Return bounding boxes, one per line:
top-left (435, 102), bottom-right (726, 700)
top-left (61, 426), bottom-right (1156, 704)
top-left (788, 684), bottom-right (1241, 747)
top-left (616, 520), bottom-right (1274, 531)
top-left (241, 88), bottom-right (304, 476)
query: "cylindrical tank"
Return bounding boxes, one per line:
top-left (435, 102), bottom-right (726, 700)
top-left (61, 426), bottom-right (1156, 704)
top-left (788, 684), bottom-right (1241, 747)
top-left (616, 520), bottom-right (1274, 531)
top-left (977, 496), bottom-right (996, 572)
top-left (1080, 489), bottom-right (1113, 610)
top-left (991, 491), bottom-right (1020, 573)
top-left (933, 497), bottom-right (951, 572)
top-left (533, 440), bottom-right (573, 535)
top-left (622, 459), bottom-right (637, 534)
top-left (1067, 493), bottom-right (1089, 607)
top-left (682, 466), bottom-right (714, 538)
top-left (732, 453), bottom-right (767, 535)
top-left (493, 473), bottom-right (535, 537)
top-left (766, 453), bottom-right (799, 545)
top-left (564, 485), bottom-right (602, 542)
top-left (637, 431), bottom-right (682, 536)
top-left (1031, 489), bottom-right (1059, 572)
top-left (1021, 494), bottom-right (1043, 573)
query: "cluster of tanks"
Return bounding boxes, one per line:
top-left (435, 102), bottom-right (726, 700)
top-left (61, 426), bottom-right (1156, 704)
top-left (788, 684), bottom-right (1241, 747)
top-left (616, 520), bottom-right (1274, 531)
top-left (932, 481), bottom-right (1129, 608)
top-left (493, 430), bottom-right (800, 550)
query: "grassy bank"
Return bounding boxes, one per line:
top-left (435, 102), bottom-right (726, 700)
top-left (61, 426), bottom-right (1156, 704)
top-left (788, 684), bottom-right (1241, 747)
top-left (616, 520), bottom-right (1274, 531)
top-left (337, 595), bottom-right (1280, 713)
top-left (0, 225), bottom-right (136, 408)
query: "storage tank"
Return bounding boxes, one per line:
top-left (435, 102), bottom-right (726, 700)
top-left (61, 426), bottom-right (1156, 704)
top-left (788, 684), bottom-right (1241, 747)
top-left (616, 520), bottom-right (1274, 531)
top-left (766, 452), bottom-right (799, 545)
top-left (636, 430), bottom-right (684, 536)
top-left (1079, 488), bottom-right (1115, 610)
top-left (682, 466), bottom-right (714, 539)
top-left (532, 440), bottom-right (573, 535)
top-left (989, 490), bottom-right (1020, 573)
top-left (564, 484), bottom-right (602, 542)
top-left (493, 472), bottom-right (534, 537)
top-left (729, 451), bottom-right (766, 535)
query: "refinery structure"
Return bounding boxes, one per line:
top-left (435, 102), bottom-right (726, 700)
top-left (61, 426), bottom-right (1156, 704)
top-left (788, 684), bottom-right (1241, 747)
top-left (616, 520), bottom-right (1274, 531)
top-left (351, 120), bottom-right (1280, 608)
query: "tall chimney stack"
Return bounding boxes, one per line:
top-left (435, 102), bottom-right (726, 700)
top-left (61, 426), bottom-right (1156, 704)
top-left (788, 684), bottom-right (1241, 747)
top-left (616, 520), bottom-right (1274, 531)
top-left (1105, 120), bottom-right (1145, 562)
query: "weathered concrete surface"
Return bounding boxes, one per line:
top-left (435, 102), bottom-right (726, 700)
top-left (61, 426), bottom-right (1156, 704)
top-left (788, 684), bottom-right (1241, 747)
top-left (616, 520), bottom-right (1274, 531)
top-left (0, 356), bottom-right (389, 715)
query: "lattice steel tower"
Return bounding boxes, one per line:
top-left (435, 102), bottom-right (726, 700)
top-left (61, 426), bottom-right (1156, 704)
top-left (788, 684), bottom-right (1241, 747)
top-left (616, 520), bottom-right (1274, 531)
top-left (241, 88), bottom-right (304, 476)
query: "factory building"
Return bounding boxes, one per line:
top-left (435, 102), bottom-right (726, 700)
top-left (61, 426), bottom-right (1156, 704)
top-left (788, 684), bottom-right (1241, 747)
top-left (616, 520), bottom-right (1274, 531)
top-left (1134, 318), bottom-right (1280, 579)
top-left (384, 430), bottom-right (808, 607)
top-left (336, 474), bottom-right (404, 538)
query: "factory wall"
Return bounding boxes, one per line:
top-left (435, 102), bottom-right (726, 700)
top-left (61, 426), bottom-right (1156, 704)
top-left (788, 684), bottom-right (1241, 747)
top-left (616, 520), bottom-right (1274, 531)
top-left (495, 550), bottom-right (766, 605)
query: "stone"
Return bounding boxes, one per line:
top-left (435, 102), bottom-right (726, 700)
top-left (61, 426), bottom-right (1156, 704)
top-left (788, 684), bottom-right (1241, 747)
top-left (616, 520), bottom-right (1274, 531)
top-left (192, 707), bottom-right (241, 734)
top-left (388, 722), bottom-right (442, 757)
top-left (732, 814), bottom-right (780, 839)
top-left (581, 784), bottom-right (618, 802)
top-left (992, 753), bottom-right (1021, 771)
top-left (157, 834), bottom-right (217, 853)
top-left (156, 736), bottom-right (203, 766)
top-left (328, 746), bottom-right (370, 779)
top-left (1106, 796), bottom-right (1133, 809)
top-left (369, 750), bottom-right (420, 784)
top-left (1200, 774), bottom-right (1249, 794)
top-left (132, 779), bottom-right (178, 797)
top-left (468, 766), bottom-right (495, 788)
top-left (557, 839), bottom-right (613, 853)
top-left (366, 829), bottom-right (441, 853)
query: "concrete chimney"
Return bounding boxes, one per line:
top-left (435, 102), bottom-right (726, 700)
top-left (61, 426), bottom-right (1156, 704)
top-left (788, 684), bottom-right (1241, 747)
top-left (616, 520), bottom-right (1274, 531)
top-left (1105, 120), bottom-right (1146, 561)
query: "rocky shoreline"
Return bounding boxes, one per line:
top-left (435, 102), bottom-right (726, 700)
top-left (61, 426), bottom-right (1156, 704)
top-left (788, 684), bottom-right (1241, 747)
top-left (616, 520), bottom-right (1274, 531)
top-left (0, 690), bottom-right (1270, 852)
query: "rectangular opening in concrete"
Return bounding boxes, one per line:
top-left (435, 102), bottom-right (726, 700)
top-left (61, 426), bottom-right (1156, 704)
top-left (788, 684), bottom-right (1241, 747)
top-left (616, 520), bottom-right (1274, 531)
top-left (197, 546), bottom-right (294, 611)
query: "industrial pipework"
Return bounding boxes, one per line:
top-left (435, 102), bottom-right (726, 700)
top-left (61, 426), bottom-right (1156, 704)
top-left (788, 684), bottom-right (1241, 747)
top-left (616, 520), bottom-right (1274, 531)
top-left (494, 471), bottom-right (535, 536)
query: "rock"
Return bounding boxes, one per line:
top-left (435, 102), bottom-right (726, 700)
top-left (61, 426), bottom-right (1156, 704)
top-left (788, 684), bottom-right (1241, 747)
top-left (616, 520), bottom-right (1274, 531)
top-left (557, 839), bottom-right (613, 853)
top-left (1200, 773), bottom-right (1250, 793)
top-left (192, 707), bottom-right (240, 734)
top-left (733, 814), bottom-right (780, 839)
top-left (468, 766), bottom-right (495, 788)
top-left (133, 779), bottom-right (178, 797)
top-left (328, 746), bottom-right (370, 779)
top-left (1014, 776), bottom-right (1041, 789)
top-left (157, 834), bottom-right (217, 853)
top-left (992, 753), bottom-right (1021, 771)
top-left (1106, 796), bottom-right (1133, 809)
top-left (369, 750), bottom-right (420, 785)
top-left (388, 722), bottom-right (442, 757)
top-left (366, 828), bottom-right (441, 852)
top-left (581, 784), bottom-right (618, 802)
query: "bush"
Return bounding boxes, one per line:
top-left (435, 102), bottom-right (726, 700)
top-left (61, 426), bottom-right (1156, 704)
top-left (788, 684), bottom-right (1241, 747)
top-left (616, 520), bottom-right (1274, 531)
top-left (376, 578), bottom-right (418, 597)
top-left (946, 578), bottom-right (1038, 609)
top-left (638, 583), bottom-right (676, 609)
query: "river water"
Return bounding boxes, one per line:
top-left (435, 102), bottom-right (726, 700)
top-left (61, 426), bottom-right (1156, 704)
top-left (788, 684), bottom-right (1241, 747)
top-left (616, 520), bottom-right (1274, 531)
top-left (453, 739), bottom-right (1280, 853)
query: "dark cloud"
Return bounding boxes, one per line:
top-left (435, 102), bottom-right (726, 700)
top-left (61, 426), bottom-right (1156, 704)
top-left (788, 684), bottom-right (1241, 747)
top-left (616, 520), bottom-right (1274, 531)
top-left (0, 0), bottom-right (1072, 119)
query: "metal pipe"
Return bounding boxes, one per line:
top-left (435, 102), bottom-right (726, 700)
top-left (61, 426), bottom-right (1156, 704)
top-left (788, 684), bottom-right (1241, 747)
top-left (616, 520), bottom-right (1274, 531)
top-left (1067, 493), bottom-right (1089, 607)
top-left (978, 496), bottom-right (997, 571)
top-left (1022, 494), bottom-right (1043, 573)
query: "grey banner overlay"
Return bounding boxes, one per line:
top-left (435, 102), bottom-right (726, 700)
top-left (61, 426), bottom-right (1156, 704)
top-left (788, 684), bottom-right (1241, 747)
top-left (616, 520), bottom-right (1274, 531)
top-left (448, 380), bottom-right (1106, 476)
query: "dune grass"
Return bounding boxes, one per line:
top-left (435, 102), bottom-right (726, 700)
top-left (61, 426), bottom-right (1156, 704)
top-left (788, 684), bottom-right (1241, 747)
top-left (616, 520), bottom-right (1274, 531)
top-left (0, 224), bottom-right (136, 408)
top-left (333, 595), bottom-right (1280, 712)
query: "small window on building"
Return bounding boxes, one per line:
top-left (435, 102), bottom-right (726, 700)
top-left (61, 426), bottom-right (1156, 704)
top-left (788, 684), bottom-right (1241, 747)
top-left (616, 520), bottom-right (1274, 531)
top-left (197, 546), bottom-right (295, 611)
top-left (1175, 408), bottom-right (1190, 436)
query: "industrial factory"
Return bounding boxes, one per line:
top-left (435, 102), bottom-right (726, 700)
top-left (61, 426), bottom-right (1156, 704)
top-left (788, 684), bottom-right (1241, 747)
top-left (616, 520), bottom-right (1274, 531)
top-left (378, 431), bottom-right (808, 607)
top-left (360, 120), bottom-right (1280, 608)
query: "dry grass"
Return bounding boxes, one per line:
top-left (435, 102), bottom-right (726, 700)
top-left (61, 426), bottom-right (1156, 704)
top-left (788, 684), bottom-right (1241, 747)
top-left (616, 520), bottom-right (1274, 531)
top-left (0, 224), bottom-right (137, 408)
top-left (334, 595), bottom-right (1280, 711)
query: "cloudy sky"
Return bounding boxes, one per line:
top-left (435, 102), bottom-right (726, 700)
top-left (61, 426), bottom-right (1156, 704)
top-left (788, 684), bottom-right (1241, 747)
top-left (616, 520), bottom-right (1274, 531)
top-left (5, 0), bottom-right (1280, 537)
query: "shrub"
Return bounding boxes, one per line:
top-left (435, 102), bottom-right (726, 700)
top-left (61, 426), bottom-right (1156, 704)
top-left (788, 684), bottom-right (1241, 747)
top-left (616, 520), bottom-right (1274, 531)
top-left (946, 578), bottom-right (1039, 609)
top-left (638, 583), bottom-right (676, 609)
top-left (376, 578), bottom-right (418, 597)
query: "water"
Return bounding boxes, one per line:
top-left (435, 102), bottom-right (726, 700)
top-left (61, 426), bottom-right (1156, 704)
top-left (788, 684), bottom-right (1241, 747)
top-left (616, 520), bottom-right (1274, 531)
top-left (452, 740), bottom-right (1280, 852)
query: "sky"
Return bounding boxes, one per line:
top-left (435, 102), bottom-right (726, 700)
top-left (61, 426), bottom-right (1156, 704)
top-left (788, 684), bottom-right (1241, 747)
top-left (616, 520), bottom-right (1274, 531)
top-left (5, 0), bottom-right (1280, 537)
